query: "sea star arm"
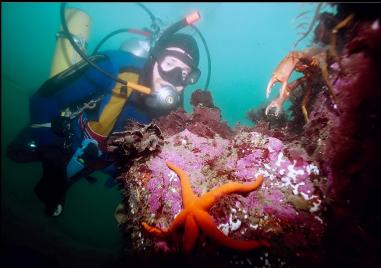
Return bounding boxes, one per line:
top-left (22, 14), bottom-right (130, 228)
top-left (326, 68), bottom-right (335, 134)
top-left (193, 209), bottom-right (270, 250)
top-left (183, 215), bottom-right (199, 254)
top-left (142, 209), bottom-right (188, 238)
top-left (196, 175), bottom-right (264, 210)
top-left (166, 162), bottom-right (197, 207)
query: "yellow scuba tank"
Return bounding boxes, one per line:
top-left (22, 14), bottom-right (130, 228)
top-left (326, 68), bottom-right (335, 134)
top-left (50, 8), bottom-right (91, 77)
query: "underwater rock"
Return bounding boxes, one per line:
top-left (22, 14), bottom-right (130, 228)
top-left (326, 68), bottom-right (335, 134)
top-left (107, 120), bottom-right (164, 166)
top-left (317, 16), bottom-right (381, 267)
top-left (117, 115), bottom-right (326, 265)
top-left (153, 101), bottom-right (234, 140)
top-left (152, 108), bottom-right (190, 137)
top-left (112, 8), bottom-right (381, 268)
top-left (190, 88), bottom-right (216, 108)
top-left (247, 104), bottom-right (289, 131)
top-left (247, 9), bottom-right (381, 266)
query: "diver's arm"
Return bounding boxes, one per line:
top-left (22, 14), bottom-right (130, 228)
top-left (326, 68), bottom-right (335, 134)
top-left (30, 51), bottom-right (146, 129)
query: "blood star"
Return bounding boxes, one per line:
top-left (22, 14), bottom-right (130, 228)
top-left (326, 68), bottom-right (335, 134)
top-left (142, 162), bottom-right (270, 254)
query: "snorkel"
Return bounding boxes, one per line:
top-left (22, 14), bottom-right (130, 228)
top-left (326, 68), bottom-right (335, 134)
top-left (154, 11), bottom-right (200, 44)
top-left (59, 3), bottom-right (208, 110)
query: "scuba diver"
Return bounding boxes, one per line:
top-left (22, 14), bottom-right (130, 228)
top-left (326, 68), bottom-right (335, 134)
top-left (7, 5), bottom-right (204, 217)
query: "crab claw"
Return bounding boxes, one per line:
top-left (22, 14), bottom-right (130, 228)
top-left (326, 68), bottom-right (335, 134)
top-left (265, 76), bottom-right (307, 117)
top-left (266, 76), bottom-right (290, 102)
top-left (265, 98), bottom-right (284, 117)
top-left (265, 51), bottom-right (303, 99)
top-left (265, 82), bottom-right (295, 117)
top-left (266, 76), bottom-right (278, 99)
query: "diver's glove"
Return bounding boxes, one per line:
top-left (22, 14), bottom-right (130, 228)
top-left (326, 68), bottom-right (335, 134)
top-left (66, 139), bottom-right (102, 178)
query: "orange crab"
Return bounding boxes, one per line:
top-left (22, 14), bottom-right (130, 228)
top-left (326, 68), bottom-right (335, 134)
top-left (265, 48), bottom-right (329, 121)
top-left (265, 11), bottom-right (355, 121)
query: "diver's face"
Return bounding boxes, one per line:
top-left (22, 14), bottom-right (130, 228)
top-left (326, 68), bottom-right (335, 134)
top-left (152, 47), bottom-right (192, 93)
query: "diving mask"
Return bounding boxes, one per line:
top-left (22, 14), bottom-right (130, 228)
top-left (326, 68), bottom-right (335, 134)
top-left (156, 50), bottom-right (201, 87)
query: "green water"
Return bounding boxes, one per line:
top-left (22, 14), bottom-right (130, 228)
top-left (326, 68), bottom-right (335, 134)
top-left (1, 2), bottom-right (335, 266)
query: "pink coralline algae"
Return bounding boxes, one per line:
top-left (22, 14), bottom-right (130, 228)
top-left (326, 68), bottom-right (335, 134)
top-left (111, 5), bottom-right (381, 267)
top-left (117, 105), bottom-right (326, 265)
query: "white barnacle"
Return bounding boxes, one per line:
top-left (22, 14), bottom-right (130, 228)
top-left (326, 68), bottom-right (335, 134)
top-left (292, 182), bottom-right (305, 196)
top-left (218, 213), bottom-right (242, 235)
top-left (300, 192), bottom-right (310, 200)
top-left (287, 161), bottom-right (305, 181)
top-left (281, 176), bottom-right (292, 188)
top-left (171, 187), bottom-right (177, 193)
top-left (306, 164), bottom-right (320, 175)
top-left (229, 214), bottom-right (241, 232)
top-left (310, 199), bottom-right (322, 213)
top-left (168, 171), bottom-right (178, 182)
top-left (275, 152), bottom-right (286, 167)
top-left (249, 223), bottom-right (259, 230)
top-left (218, 222), bottom-right (230, 235)
top-left (255, 168), bottom-right (270, 178)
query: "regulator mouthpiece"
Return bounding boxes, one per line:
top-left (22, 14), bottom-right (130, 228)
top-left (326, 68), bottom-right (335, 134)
top-left (145, 85), bottom-right (180, 110)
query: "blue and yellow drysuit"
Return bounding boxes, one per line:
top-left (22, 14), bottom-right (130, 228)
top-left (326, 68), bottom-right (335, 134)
top-left (7, 50), bottom-right (161, 214)
top-left (31, 50), bottom-right (152, 149)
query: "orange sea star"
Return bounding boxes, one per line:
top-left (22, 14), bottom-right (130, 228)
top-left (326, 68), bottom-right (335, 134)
top-left (142, 162), bottom-right (270, 254)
